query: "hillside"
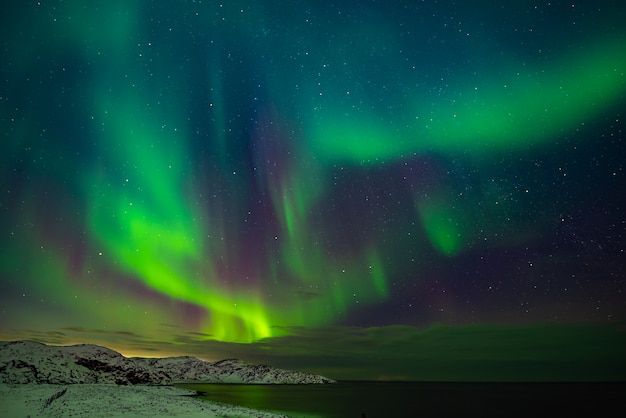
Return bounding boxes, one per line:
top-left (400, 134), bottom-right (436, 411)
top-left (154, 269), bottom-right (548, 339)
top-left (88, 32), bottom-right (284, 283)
top-left (0, 341), bottom-right (335, 385)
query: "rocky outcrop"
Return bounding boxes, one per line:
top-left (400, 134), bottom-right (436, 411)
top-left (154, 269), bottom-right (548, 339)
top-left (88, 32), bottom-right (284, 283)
top-left (139, 357), bottom-right (335, 384)
top-left (0, 341), bottom-right (335, 385)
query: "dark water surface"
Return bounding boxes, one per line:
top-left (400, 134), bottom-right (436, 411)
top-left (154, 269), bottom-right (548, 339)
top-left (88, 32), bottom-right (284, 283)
top-left (176, 381), bottom-right (625, 417)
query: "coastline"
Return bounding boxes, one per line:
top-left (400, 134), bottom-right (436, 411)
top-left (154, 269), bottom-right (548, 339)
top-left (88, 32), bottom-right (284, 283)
top-left (0, 383), bottom-right (290, 417)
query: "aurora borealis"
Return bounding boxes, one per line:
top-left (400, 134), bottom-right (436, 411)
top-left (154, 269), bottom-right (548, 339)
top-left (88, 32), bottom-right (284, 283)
top-left (1, 0), bottom-right (625, 381)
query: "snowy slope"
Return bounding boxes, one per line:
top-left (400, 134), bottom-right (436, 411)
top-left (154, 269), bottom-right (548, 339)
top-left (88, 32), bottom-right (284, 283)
top-left (0, 383), bottom-right (292, 417)
top-left (0, 341), bottom-right (335, 385)
top-left (139, 357), bottom-right (335, 384)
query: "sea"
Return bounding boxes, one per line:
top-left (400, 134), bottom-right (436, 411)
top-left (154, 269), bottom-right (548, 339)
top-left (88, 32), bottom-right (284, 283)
top-left (176, 381), bottom-right (625, 417)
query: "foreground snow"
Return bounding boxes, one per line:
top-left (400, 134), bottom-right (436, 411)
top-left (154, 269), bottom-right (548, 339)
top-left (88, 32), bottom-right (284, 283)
top-left (0, 383), bottom-right (290, 417)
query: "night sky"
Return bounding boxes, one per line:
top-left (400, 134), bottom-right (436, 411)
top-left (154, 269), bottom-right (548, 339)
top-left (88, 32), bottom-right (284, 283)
top-left (1, 0), bottom-right (625, 381)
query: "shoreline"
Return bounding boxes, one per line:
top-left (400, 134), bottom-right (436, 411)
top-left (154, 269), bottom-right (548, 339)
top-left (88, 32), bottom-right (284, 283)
top-left (0, 383), bottom-right (290, 417)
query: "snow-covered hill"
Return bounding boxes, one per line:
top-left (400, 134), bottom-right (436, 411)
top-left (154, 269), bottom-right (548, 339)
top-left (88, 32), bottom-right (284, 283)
top-left (0, 341), bottom-right (335, 385)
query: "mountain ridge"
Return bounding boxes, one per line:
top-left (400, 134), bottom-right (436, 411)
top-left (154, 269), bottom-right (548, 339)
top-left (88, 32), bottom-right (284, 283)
top-left (0, 340), bottom-right (335, 385)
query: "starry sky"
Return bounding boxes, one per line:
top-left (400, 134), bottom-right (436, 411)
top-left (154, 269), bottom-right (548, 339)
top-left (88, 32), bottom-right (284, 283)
top-left (1, 0), bottom-right (625, 381)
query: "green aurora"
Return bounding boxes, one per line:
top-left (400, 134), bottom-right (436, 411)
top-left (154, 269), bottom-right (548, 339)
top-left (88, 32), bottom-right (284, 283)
top-left (1, 0), bottom-right (625, 381)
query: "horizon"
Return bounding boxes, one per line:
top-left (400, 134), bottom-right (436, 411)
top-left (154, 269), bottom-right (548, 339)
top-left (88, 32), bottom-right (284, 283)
top-left (4, 333), bottom-right (626, 383)
top-left (3, 321), bottom-right (625, 382)
top-left (2, 0), bottom-right (625, 384)
top-left (4, 334), bottom-right (626, 384)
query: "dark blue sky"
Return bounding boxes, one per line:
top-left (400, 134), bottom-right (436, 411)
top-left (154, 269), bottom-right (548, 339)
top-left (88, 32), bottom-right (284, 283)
top-left (1, 0), bottom-right (625, 380)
